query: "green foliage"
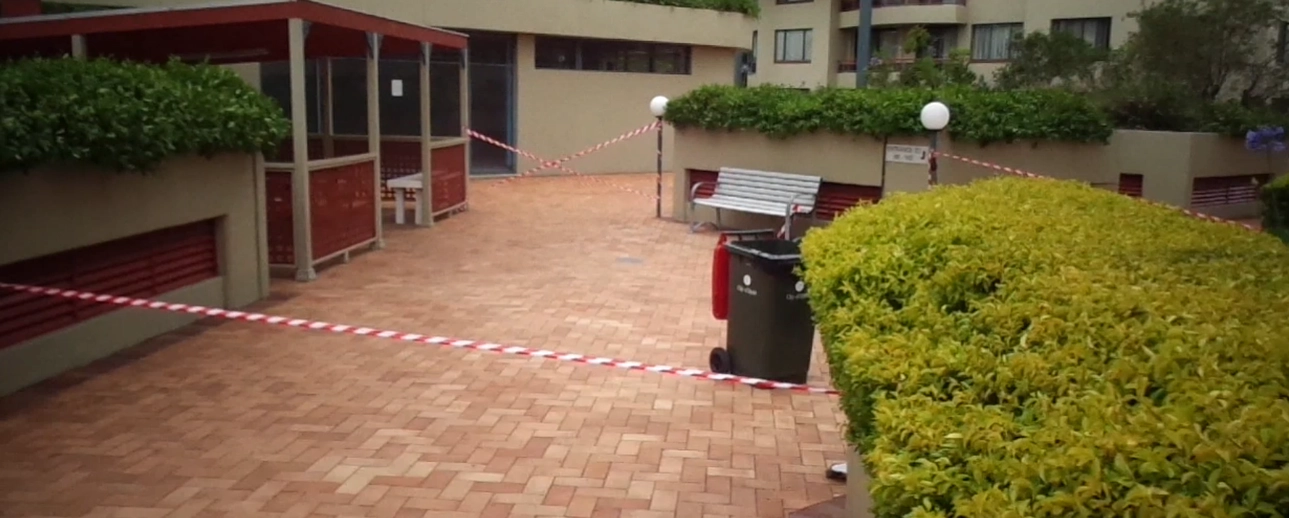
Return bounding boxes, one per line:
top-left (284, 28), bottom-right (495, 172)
top-left (1118, 0), bottom-right (1284, 102)
top-left (993, 31), bottom-right (1106, 91)
top-left (800, 177), bottom-right (1289, 517)
top-left (996, 0), bottom-right (1289, 135)
top-left (663, 85), bottom-right (1113, 144)
top-left (1264, 174), bottom-right (1289, 243)
top-left (0, 58), bottom-right (290, 173)
top-left (611, 0), bottom-right (758, 15)
top-left (866, 27), bottom-right (980, 89)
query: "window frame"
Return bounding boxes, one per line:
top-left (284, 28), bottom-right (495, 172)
top-left (1278, 22), bottom-right (1288, 64)
top-left (533, 36), bottom-right (693, 75)
top-left (774, 28), bottom-right (813, 64)
top-left (1051, 17), bottom-right (1112, 50)
top-left (970, 22), bottom-right (1023, 62)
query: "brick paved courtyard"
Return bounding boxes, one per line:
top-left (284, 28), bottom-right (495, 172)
top-left (0, 173), bottom-right (848, 518)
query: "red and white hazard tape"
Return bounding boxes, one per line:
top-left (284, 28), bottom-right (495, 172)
top-left (467, 127), bottom-right (660, 199)
top-left (0, 282), bottom-right (838, 395)
top-left (467, 130), bottom-right (586, 178)
top-left (934, 151), bottom-right (1261, 232)
top-left (520, 121), bottom-right (661, 177)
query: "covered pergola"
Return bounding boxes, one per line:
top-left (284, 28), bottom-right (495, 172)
top-left (0, 0), bottom-right (471, 282)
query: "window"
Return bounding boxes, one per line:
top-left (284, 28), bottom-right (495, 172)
top-left (872, 29), bottom-right (901, 58)
top-left (1052, 17), bottom-right (1111, 50)
top-left (777, 0), bottom-right (812, 3)
top-left (971, 23), bottom-right (1023, 61)
top-left (774, 29), bottom-right (813, 63)
top-left (534, 36), bottom-right (692, 74)
top-left (750, 30), bottom-right (758, 73)
top-left (534, 37), bottom-right (578, 69)
top-left (923, 27), bottom-right (958, 59)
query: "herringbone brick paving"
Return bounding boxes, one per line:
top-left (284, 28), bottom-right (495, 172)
top-left (0, 173), bottom-right (848, 518)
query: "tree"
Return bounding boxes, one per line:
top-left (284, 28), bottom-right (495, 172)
top-left (1093, 0), bottom-right (1289, 132)
top-left (993, 31), bottom-right (1107, 91)
top-left (1113, 0), bottom-right (1287, 104)
top-left (869, 26), bottom-right (979, 89)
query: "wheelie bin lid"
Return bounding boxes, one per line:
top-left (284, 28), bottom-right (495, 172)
top-left (725, 239), bottom-right (801, 263)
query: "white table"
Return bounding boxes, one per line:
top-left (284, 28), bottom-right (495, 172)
top-left (387, 173), bottom-right (428, 225)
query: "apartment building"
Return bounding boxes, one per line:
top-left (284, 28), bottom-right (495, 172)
top-left (748, 0), bottom-right (1154, 88)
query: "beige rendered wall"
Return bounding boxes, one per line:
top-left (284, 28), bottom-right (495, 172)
top-left (514, 38), bottom-right (739, 175)
top-left (750, 0), bottom-right (840, 89)
top-left (0, 154), bottom-right (270, 395)
top-left (672, 129), bottom-right (1284, 223)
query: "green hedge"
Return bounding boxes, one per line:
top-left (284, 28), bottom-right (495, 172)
top-left (663, 85), bottom-right (1115, 144)
top-left (800, 178), bottom-right (1289, 517)
top-left (612, 0), bottom-right (757, 15)
top-left (1264, 174), bottom-right (1289, 243)
top-left (0, 58), bottom-right (289, 173)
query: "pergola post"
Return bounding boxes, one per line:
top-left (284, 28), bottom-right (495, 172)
top-left (460, 47), bottom-right (471, 202)
top-left (367, 33), bottom-right (385, 249)
top-left (418, 42), bottom-right (434, 227)
top-left (321, 58), bottom-right (335, 158)
top-left (69, 34), bottom-right (85, 58)
top-left (288, 18), bottom-right (316, 282)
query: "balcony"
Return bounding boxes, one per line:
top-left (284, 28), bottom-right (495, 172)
top-left (838, 0), bottom-right (968, 27)
top-left (837, 57), bottom-right (950, 74)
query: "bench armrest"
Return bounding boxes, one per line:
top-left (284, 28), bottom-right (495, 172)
top-left (786, 193), bottom-right (816, 216)
top-left (689, 181), bottom-right (712, 201)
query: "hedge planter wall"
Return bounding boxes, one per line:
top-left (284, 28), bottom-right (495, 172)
top-left (800, 177), bottom-right (1289, 517)
top-left (0, 57), bottom-right (284, 395)
top-left (664, 85), bottom-right (1115, 145)
top-left (0, 57), bottom-right (288, 173)
top-left (667, 86), bottom-right (1284, 223)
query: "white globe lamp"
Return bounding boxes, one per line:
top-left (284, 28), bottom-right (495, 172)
top-left (920, 101), bottom-right (950, 131)
top-left (649, 95), bottom-right (669, 118)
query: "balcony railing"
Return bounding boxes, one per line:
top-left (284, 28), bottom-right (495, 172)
top-left (837, 57), bottom-right (949, 73)
top-left (841, 0), bottom-right (965, 11)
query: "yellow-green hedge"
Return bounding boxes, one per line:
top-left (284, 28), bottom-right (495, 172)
top-left (800, 177), bottom-right (1289, 517)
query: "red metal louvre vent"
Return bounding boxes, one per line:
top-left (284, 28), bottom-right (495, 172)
top-left (0, 220), bottom-right (219, 349)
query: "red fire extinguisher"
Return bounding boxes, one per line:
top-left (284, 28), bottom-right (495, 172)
top-left (711, 230), bottom-right (778, 321)
top-left (711, 233), bottom-right (731, 320)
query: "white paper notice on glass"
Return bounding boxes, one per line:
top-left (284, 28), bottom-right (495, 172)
top-left (390, 79), bottom-right (404, 97)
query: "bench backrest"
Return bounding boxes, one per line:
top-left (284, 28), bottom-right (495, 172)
top-left (714, 167), bottom-right (822, 210)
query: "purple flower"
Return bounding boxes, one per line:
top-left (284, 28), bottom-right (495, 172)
top-left (1247, 126), bottom-right (1287, 153)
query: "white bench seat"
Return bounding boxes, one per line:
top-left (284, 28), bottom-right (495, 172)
top-left (688, 167), bottom-right (822, 235)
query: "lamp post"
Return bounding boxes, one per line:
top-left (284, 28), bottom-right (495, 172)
top-left (920, 101), bottom-right (950, 187)
top-left (650, 95), bottom-right (669, 218)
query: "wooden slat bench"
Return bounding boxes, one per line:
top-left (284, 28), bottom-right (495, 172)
top-left (687, 167), bottom-right (822, 235)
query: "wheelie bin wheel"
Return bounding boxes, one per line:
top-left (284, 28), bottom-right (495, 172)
top-left (709, 347), bottom-right (732, 374)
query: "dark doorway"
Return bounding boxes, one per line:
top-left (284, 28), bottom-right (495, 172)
top-left (457, 31), bottom-right (516, 177)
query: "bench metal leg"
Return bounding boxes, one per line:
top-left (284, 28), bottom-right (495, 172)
top-left (689, 207), bottom-right (721, 233)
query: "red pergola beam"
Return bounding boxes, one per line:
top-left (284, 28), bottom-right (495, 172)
top-left (0, 0), bottom-right (466, 59)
